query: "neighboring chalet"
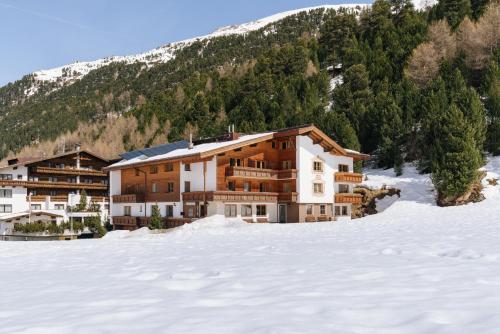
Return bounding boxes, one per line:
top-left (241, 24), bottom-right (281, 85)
top-left (106, 125), bottom-right (369, 230)
top-left (0, 148), bottom-right (111, 235)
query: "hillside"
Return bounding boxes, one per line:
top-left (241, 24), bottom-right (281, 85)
top-left (1, 157), bottom-right (499, 333)
top-left (0, 4), bottom-right (367, 157)
top-left (0, 0), bottom-right (498, 205)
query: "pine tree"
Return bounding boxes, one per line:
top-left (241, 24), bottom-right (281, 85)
top-left (431, 104), bottom-right (482, 202)
top-left (439, 0), bottom-right (472, 29)
top-left (77, 190), bottom-right (88, 212)
top-left (149, 205), bottom-right (163, 230)
top-left (484, 58), bottom-right (500, 155)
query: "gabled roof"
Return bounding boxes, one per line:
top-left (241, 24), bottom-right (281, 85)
top-left (106, 124), bottom-right (369, 170)
top-left (0, 211), bottom-right (63, 222)
top-left (1, 149), bottom-right (110, 169)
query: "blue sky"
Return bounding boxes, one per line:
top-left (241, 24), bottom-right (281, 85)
top-left (0, 0), bottom-right (367, 86)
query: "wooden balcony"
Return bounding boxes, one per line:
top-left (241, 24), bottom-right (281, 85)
top-left (112, 216), bottom-right (191, 230)
top-left (183, 191), bottom-right (279, 203)
top-left (335, 193), bottom-right (363, 204)
top-left (0, 179), bottom-right (107, 190)
top-left (112, 193), bottom-right (145, 203)
top-left (335, 172), bottom-right (363, 183)
top-left (112, 216), bottom-right (138, 228)
top-left (278, 192), bottom-right (298, 202)
top-left (225, 166), bottom-right (297, 180)
top-left (33, 166), bottom-right (107, 177)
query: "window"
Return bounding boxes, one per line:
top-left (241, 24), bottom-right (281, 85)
top-left (165, 163), bottom-right (174, 172)
top-left (167, 182), bottom-right (174, 193)
top-left (224, 204), bottom-right (237, 217)
top-left (335, 206), bottom-right (348, 216)
top-left (150, 166), bottom-right (158, 174)
top-left (31, 204), bottom-right (41, 210)
top-left (187, 207), bottom-right (195, 217)
top-left (313, 161), bottom-right (323, 172)
top-left (0, 189), bottom-right (12, 198)
top-left (135, 169), bottom-right (140, 176)
top-left (0, 204), bottom-right (12, 213)
top-left (281, 141), bottom-right (291, 150)
top-left (152, 182), bottom-right (158, 193)
top-left (256, 161), bottom-right (266, 169)
top-left (283, 183), bottom-right (291, 193)
top-left (241, 204), bottom-right (252, 217)
top-left (256, 205), bottom-right (266, 216)
top-left (124, 206), bottom-right (131, 216)
top-left (67, 177), bottom-right (76, 183)
top-left (49, 176), bottom-right (58, 182)
top-left (29, 176), bottom-right (39, 181)
top-left (227, 181), bottom-right (236, 191)
top-left (54, 204), bottom-right (65, 210)
top-left (184, 163), bottom-right (191, 171)
top-left (282, 160), bottom-right (292, 169)
top-left (166, 205), bottom-right (174, 217)
top-left (17, 175), bottom-right (22, 180)
top-left (243, 182), bottom-right (250, 192)
top-left (338, 164), bottom-right (349, 172)
top-left (229, 158), bottom-right (242, 167)
top-left (339, 184), bottom-right (349, 193)
top-left (49, 190), bottom-right (57, 196)
top-left (0, 174), bottom-right (12, 180)
top-left (184, 181), bottom-right (191, 192)
top-left (313, 182), bottom-right (323, 194)
top-left (306, 205), bottom-right (313, 215)
top-left (259, 183), bottom-right (267, 192)
top-left (320, 204), bottom-right (326, 215)
top-left (272, 141), bottom-right (276, 149)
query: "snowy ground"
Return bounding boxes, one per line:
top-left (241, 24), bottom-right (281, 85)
top-left (1, 158), bottom-right (500, 334)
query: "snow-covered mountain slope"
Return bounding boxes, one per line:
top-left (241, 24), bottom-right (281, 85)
top-left (28, 4), bottom-right (369, 94)
top-left (1, 157), bottom-right (499, 333)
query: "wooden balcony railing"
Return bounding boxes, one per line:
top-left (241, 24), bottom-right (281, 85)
top-left (278, 192), bottom-right (298, 202)
top-left (112, 216), bottom-right (191, 230)
top-left (334, 172), bottom-right (363, 183)
top-left (334, 193), bottom-right (363, 204)
top-left (27, 195), bottom-right (102, 203)
top-left (112, 216), bottom-right (138, 227)
top-left (183, 191), bottom-right (280, 203)
top-left (33, 166), bottom-right (107, 177)
top-left (225, 166), bottom-right (297, 180)
top-left (112, 193), bottom-right (145, 203)
top-left (0, 179), bottom-right (107, 190)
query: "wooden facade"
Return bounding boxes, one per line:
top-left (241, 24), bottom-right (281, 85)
top-left (22, 150), bottom-right (110, 198)
top-left (109, 125), bottom-right (369, 229)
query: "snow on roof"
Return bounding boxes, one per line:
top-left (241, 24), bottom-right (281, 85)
top-left (109, 132), bottom-right (274, 169)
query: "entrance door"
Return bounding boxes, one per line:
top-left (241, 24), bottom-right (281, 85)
top-left (278, 204), bottom-right (287, 224)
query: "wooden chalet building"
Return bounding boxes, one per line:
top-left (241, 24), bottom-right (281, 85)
top-left (107, 125), bottom-right (368, 230)
top-left (0, 148), bottom-right (111, 235)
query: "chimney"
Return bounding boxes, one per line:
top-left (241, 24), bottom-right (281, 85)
top-left (188, 133), bottom-right (194, 149)
top-left (230, 124), bottom-right (239, 140)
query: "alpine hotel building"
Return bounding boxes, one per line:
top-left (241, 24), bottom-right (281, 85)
top-left (107, 125), bottom-right (368, 230)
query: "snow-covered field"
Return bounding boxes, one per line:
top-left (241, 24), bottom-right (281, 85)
top-left (1, 158), bottom-right (499, 334)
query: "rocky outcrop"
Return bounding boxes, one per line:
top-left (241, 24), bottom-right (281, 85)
top-left (352, 185), bottom-right (401, 218)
